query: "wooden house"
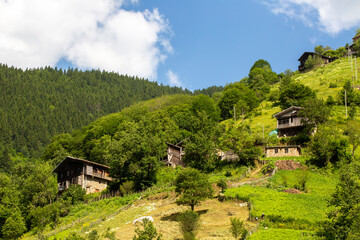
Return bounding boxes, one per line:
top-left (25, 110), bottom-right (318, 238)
top-left (274, 106), bottom-right (304, 137)
top-left (165, 141), bottom-right (185, 167)
top-left (265, 145), bottom-right (301, 157)
top-left (298, 52), bottom-right (337, 72)
top-left (353, 34), bottom-right (360, 43)
top-left (53, 156), bottom-right (112, 194)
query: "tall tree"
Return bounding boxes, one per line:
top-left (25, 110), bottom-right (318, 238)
top-left (175, 168), bottom-right (213, 211)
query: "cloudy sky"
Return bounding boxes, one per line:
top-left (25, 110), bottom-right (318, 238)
top-left (1, 0), bottom-right (360, 90)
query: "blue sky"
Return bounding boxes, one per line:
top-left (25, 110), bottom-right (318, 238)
top-left (1, 0), bottom-right (360, 90)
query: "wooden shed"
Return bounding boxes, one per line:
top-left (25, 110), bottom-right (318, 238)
top-left (165, 141), bottom-right (185, 167)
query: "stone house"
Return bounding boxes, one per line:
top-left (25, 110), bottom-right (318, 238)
top-left (53, 156), bottom-right (112, 194)
top-left (265, 146), bottom-right (301, 157)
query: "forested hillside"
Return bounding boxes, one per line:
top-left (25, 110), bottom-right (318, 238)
top-left (0, 64), bottom-right (193, 157)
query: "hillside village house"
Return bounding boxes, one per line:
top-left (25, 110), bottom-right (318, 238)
top-left (53, 156), bottom-right (112, 194)
top-left (165, 141), bottom-right (185, 167)
top-left (298, 52), bottom-right (337, 72)
top-left (348, 33), bottom-right (360, 54)
top-left (274, 106), bottom-right (304, 138)
top-left (265, 146), bottom-right (301, 157)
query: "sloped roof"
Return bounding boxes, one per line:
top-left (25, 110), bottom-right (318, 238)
top-left (298, 52), bottom-right (333, 62)
top-left (53, 156), bottom-right (110, 173)
top-left (273, 106), bottom-right (303, 119)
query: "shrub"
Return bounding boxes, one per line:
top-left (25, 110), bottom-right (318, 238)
top-left (61, 184), bottom-right (86, 204)
top-left (329, 82), bottom-right (337, 88)
top-left (133, 218), bottom-right (162, 240)
top-left (119, 181), bottom-right (134, 196)
top-left (178, 210), bottom-right (200, 240)
top-left (261, 163), bottom-right (275, 175)
top-left (217, 179), bottom-right (228, 192)
top-left (230, 217), bottom-right (247, 240)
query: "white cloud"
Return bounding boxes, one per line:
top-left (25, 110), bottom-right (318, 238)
top-left (262, 0), bottom-right (360, 34)
top-left (0, 0), bottom-right (172, 79)
top-left (167, 70), bottom-right (182, 87)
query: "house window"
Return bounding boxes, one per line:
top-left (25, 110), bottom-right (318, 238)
top-left (291, 117), bottom-right (293, 123)
top-left (275, 149), bottom-right (278, 154)
top-left (285, 148), bottom-right (289, 153)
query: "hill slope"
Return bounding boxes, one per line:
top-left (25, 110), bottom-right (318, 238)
top-left (0, 65), bottom-right (191, 157)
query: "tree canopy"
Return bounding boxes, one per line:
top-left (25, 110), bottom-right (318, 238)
top-left (174, 168), bottom-right (213, 211)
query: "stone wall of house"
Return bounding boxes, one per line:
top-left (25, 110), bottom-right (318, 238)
top-left (84, 175), bottom-right (108, 194)
top-left (266, 147), bottom-right (300, 158)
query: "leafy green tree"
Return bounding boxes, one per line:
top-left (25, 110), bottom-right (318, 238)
top-left (304, 55), bottom-right (315, 70)
top-left (299, 98), bottom-right (330, 131)
top-left (177, 210), bottom-right (200, 240)
top-left (1, 209), bottom-right (26, 240)
top-left (308, 125), bottom-right (350, 167)
top-left (61, 184), bottom-right (86, 205)
top-left (175, 168), bottom-right (213, 211)
top-left (133, 218), bottom-right (162, 240)
top-left (190, 94), bottom-right (220, 122)
top-left (217, 179), bottom-right (228, 192)
top-left (349, 102), bottom-right (357, 119)
top-left (314, 45), bottom-right (325, 55)
top-left (249, 59), bottom-right (272, 72)
top-left (345, 120), bottom-right (360, 157)
top-left (278, 82), bottom-right (316, 109)
top-left (88, 230), bottom-right (100, 240)
top-left (119, 180), bottom-right (135, 196)
top-left (219, 83), bottom-right (259, 120)
top-left (338, 80), bottom-right (360, 106)
top-left (230, 217), bottom-right (247, 240)
top-left (235, 99), bottom-right (249, 122)
top-left (325, 160), bottom-right (360, 239)
top-left (219, 124), bottom-right (262, 166)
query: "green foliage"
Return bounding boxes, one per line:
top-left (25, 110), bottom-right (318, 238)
top-left (224, 170), bottom-right (338, 225)
top-left (325, 95), bottom-right (336, 106)
top-left (349, 102), bottom-right (357, 119)
top-left (250, 59), bottom-right (272, 72)
top-left (308, 125), bottom-right (350, 167)
top-left (299, 98), bottom-right (330, 130)
top-left (27, 199), bottom-right (71, 231)
top-left (294, 170), bottom-right (310, 192)
top-left (0, 65), bottom-right (190, 157)
top-left (61, 184), bottom-right (86, 205)
top-left (119, 180), bottom-right (135, 196)
top-left (216, 179), bottom-right (228, 192)
top-left (175, 168), bottom-right (213, 211)
top-left (230, 217), bottom-right (247, 240)
top-left (278, 82), bottom-right (316, 109)
top-left (247, 228), bottom-right (319, 240)
top-left (338, 80), bottom-right (360, 106)
top-left (325, 160), bottom-right (360, 239)
top-left (133, 218), bottom-right (162, 240)
top-left (1, 209), bottom-right (26, 240)
top-left (88, 230), bottom-right (100, 240)
top-left (219, 124), bottom-right (263, 166)
top-left (65, 231), bottom-right (85, 240)
top-left (261, 162), bottom-right (275, 175)
top-left (345, 120), bottom-right (360, 157)
top-left (177, 210), bottom-right (200, 240)
top-left (190, 94), bottom-right (220, 122)
top-left (305, 55), bottom-right (315, 70)
top-left (219, 83), bottom-right (259, 120)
